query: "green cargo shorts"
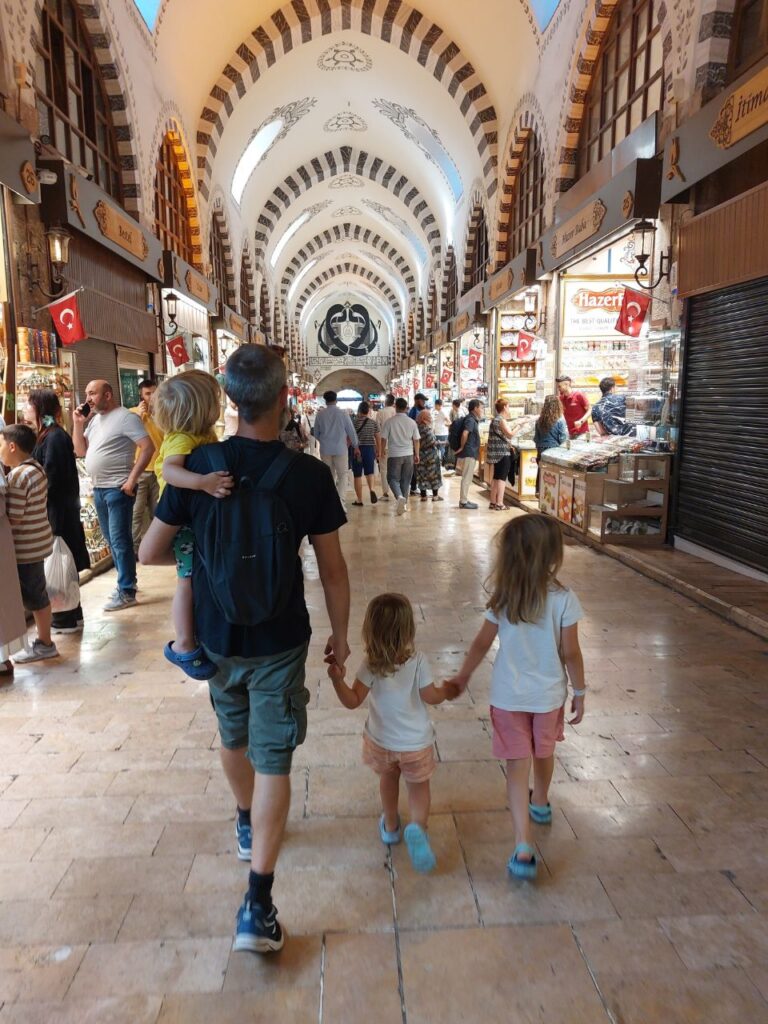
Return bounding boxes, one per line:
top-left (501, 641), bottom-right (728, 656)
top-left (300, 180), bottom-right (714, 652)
top-left (205, 642), bottom-right (311, 775)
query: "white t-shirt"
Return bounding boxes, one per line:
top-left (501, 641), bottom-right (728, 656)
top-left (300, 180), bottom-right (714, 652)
top-left (358, 651), bottom-right (435, 751)
top-left (84, 408), bottom-right (148, 488)
top-left (433, 409), bottom-right (450, 435)
top-left (375, 406), bottom-right (396, 435)
top-left (486, 587), bottom-right (583, 713)
top-left (380, 413), bottom-right (420, 457)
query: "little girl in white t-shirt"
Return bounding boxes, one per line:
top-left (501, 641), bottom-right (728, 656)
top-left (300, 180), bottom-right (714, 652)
top-left (447, 514), bottom-right (586, 881)
top-left (329, 592), bottom-right (447, 873)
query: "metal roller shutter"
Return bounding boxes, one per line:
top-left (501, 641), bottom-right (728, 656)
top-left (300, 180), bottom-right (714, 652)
top-left (675, 276), bottom-right (768, 573)
top-left (71, 339), bottom-right (119, 403)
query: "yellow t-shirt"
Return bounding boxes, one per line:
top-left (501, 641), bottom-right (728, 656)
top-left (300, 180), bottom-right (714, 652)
top-left (156, 430), bottom-right (218, 493)
top-left (130, 408), bottom-right (164, 472)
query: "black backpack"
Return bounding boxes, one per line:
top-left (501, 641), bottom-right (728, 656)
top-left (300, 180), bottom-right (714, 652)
top-left (196, 443), bottom-right (300, 626)
top-left (448, 415), bottom-right (466, 452)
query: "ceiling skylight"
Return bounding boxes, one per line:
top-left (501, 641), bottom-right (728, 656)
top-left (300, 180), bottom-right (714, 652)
top-left (287, 259), bottom-right (319, 302)
top-left (270, 212), bottom-right (311, 268)
top-left (132, 0), bottom-right (161, 29)
top-left (232, 119), bottom-right (285, 204)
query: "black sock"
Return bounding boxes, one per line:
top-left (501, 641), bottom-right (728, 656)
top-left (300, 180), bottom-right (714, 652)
top-left (236, 806), bottom-right (251, 827)
top-left (248, 870), bottom-right (274, 909)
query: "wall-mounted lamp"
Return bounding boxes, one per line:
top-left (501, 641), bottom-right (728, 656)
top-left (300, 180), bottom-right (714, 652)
top-left (25, 225), bottom-right (71, 298)
top-left (634, 218), bottom-right (672, 291)
top-left (158, 291), bottom-right (180, 337)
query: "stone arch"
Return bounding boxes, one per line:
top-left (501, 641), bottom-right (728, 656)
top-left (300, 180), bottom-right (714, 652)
top-left (195, 0), bottom-right (498, 204)
top-left (259, 279), bottom-right (273, 339)
top-left (254, 147), bottom-right (442, 272)
top-left (494, 98), bottom-right (551, 269)
top-left (312, 369), bottom-right (389, 396)
top-left (281, 223), bottom-right (417, 304)
top-left (150, 116), bottom-right (204, 268)
top-left (553, 0), bottom-right (674, 194)
top-left (209, 197), bottom-right (236, 307)
top-left (441, 246), bottom-right (458, 321)
top-left (31, 0), bottom-right (142, 214)
top-left (240, 242), bottom-right (256, 320)
top-left (461, 188), bottom-right (490, 292)
top-left (295, 264), bottom-right (402, 322)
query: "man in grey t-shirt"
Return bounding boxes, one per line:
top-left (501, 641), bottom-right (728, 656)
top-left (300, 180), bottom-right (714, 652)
top-left (73, 380), bottom-right (154, 611)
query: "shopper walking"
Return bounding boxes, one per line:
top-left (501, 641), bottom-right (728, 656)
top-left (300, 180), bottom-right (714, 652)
top-left (445, 515), bottom-right (586, 880)
top-left (26, 389), bottom-right (90, 632)
top-left (455, 399), bottom-right (484, 510)
top-left (350, 401), bottom-right (380, 506)
top-left (445, 398), bottom-right (465, 475)
top-left (72, 380), bottom-right (154, 612)
top-left (407, 394), bottom-right (428, 496)
top-left (141, 343), bottom-right (350, 955)
top-left (486, 398), bottom-right (515, 510)
top-left (375, 394), bottom-right (396, 500)
top-left (0, 464), bottom-right (27, 677)
top-left (380, 398), bottom-right (420, 517)
top-left (313, 390), bottom-right (360, 510)
top-left (129, 379), bottom-right (164, 552)
top-left (415, 410), bottom-right (443, 502)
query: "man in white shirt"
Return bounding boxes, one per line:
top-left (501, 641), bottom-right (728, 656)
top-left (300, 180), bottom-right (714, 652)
top-left (379, 398), bottom-right (420, 517)
top-left (433, 399), bottom-right (450, 465)
top-left (312, 390), bottom-right (360, 509)
top-left (374, 394), bottom-right (396, 500)
top-left (73, 380), bottom-right (154, 612)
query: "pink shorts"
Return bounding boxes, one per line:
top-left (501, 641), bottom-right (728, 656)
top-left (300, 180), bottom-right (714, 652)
top-left (490, 705), bottom-right (565, 760)
top-left (362, 733), bottom-right (436, 783)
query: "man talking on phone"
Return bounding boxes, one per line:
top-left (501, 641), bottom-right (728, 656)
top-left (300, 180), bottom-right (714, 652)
top-left (73, 380), bottom-right (154, 612)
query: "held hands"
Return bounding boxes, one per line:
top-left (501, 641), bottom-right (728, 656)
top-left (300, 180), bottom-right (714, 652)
top-left (569, 693), bottom-right (585, 725)
top-left (442, 674), bottom-right (469, 701)
top-left (327, 661), bottom-right (345, 684)
top-left (200, 471), bottom-right (235, 499)
top-left (324, 634), bottom-right (350, 672)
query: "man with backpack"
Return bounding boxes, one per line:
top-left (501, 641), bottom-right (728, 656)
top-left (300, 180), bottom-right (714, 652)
top-left (140, 346), bottom-right (350, 955)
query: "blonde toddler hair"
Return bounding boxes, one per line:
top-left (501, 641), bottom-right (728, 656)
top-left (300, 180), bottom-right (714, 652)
top-left (153, 370), bottom-right (221, 435)
top-left (362, 593), bottom-right (416, 676)
top-left (487, 514), bottom-right (564, 624)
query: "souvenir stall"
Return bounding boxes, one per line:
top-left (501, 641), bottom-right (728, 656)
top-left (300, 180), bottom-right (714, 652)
top-left (451, 304), bottom-right (489, 479)
top-left (433, 327), bottom-right (455, 404)
top-left (159, 251), bottom-right (219, 376)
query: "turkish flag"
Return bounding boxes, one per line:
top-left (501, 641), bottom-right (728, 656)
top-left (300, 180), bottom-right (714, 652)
top-left (615, 288), bottom-right (651, 337)
top-left (49, 290), bottom-right (87, 345)
top-left (440, 368), bottom-right (453, 385)
top-left (517, 331), bottom-right (535, 360)
top-left (425, 373), bottom-right (435, 388)
top-left (166, 335), bottom-right (190, 367)
top-left (467, 350), bottom-right (481, 371)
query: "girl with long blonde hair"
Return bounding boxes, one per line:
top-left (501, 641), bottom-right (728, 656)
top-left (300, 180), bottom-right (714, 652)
top-left (328, 592), bottom-right (447, 873)
top-left (446, 514), bottom-right (586, 880)
top-left (151, 370), bottom-right (233, 679)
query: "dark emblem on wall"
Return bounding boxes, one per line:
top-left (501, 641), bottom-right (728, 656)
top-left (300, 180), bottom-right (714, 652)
top-left (318, 302), bottom-right (379, 356)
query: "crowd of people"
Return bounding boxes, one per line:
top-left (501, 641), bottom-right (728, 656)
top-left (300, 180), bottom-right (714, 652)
top-left (0, 346), bottom-right (587, 956)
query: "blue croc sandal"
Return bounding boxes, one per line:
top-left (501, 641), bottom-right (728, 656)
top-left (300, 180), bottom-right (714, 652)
top-left (508, 843), bottom-right (538, 880)
top-left (528, 789), bottom-right (552, 824)
top-left (164, 641), bottom-right (218, 681)
top-left (379, 815), bottom-right (402, 846)
top-left (404, 823), bottom-right (437, 874)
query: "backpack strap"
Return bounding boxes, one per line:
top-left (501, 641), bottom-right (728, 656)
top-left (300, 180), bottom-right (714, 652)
top-left (202, 442), bottom-right (230, 474)
top-left (258, 447), bottom-right (301, 491)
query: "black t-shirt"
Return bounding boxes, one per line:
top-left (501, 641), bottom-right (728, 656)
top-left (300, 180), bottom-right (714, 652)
top-left (155, 437), bottom-right (346, 658)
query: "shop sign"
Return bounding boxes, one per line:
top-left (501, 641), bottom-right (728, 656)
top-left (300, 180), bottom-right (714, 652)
top-left (710, 63), bottom-right (768, 149)
top-left (185, 269), bottom-right (211, 306)
top-left (453, 311), bottom-right (472, 335)
top-left (93, 200), bottom-right (149, 261)
top-left (562, 280), bottom-right (635, 337)
top-left (550, 200), bottom-right (607, 261)
top-left (488, 267), bottom-right (514, 303)
top-left (0, 109), bottom-right (40, 204)
top-left (432, 328), bottom-right (447, 349)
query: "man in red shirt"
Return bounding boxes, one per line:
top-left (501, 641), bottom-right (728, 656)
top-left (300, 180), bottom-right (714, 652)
top-left (556, 376), bottom-right (591, 438)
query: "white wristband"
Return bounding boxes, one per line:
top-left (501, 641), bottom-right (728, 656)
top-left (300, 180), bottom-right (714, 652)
top-left (572, 688), bottom-right (586, 697)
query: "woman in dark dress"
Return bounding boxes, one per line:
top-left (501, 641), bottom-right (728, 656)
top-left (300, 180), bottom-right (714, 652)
top-left (26, 389), bottom-right (90, 633)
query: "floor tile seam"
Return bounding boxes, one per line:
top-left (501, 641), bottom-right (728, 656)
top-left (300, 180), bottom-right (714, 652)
top-left (317, 933), bottom-right (327, 1024)
top-left (569, 924), bottom-right (619, 1024)
top-left (450, 812), bottom-right (485, 927)
top-left (722, 870), bottom-right (762, 913)
top-left (385, 847), bottom-right (408, 1024)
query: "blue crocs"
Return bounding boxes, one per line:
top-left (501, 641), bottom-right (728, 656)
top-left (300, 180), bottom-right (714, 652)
top-left (379, 815), bottom-right (402, 846)
top-left (163, 641), bottom-right (218, 681)
top-left (403, 823), bottom-right (437, 874)
top-left (508, 843), bottom-right (538, 880)
top-left (528, 789), bottom-right (552, 824)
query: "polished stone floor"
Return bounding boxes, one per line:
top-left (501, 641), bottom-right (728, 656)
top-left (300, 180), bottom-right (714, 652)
top-left (1, 472), bottom-right (768, 1023)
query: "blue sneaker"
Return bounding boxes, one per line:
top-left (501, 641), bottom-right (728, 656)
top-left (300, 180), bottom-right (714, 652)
top-left (233, 899), bottom-right (284, 953)
top-left (235, 817), bottom-right (252, 862)
top-left (403, 823), bottom-right (437, 874)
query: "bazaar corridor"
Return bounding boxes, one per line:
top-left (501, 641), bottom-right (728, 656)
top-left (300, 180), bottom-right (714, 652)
top-left (1, 473), bottom-right (767, 1024)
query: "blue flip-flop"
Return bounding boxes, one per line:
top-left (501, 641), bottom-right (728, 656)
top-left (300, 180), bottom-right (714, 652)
top-left (529, 789), bottom-right (552, 824)
top-left (404, 823), bottom-right (437, 873)
top-left (163, 641), bottom-right (218, 681)
top-left (379, 815), bottom-right (402, 845)
top-left (508, 843), bottom-right (538, 880)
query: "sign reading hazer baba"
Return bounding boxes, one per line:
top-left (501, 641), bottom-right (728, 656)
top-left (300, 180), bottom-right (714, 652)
top-left (710, 64), bottom-right (768, 149)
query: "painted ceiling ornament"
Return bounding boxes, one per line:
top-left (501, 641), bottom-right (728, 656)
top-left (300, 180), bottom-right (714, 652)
top-left (372, 98), bottom-right (464, 201)
top-left (330, 174), bottom-right (365, 190)
top-left (317, 42), bottom-right (372, 72)
top-left (318, 301), bottom-right (379, 357)
top-left (324, 111), bottom-right (368, 133)
top-left (333, 206), bottom-right (363, 218)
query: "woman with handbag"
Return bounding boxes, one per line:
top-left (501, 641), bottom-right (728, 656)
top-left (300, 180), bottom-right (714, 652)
top-left (279, 407), bottom-right (308, 452)
top-left (486, 399), bottom-right (515, 510)
top-left (26, 389), bottom-right (90, 634)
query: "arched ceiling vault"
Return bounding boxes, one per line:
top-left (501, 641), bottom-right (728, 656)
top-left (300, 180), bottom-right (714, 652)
top-left (295, 264), bottom-right (402, 320)
top-left (300, 280), bottom-right (398, 335)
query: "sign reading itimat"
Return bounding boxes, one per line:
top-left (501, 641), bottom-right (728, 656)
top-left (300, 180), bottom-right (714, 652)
top-left (710, 63), bottom-right (768, 149)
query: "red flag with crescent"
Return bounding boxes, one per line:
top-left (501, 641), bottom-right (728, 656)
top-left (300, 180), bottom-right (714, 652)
top-left (166, 335), bottom-right (190, 367)
top-left (49, 289), bottom-right (87, 345)
top-left (614, 288), bottom-right (651, 337)
top-left (517, 331), bottom-right (535, 360)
